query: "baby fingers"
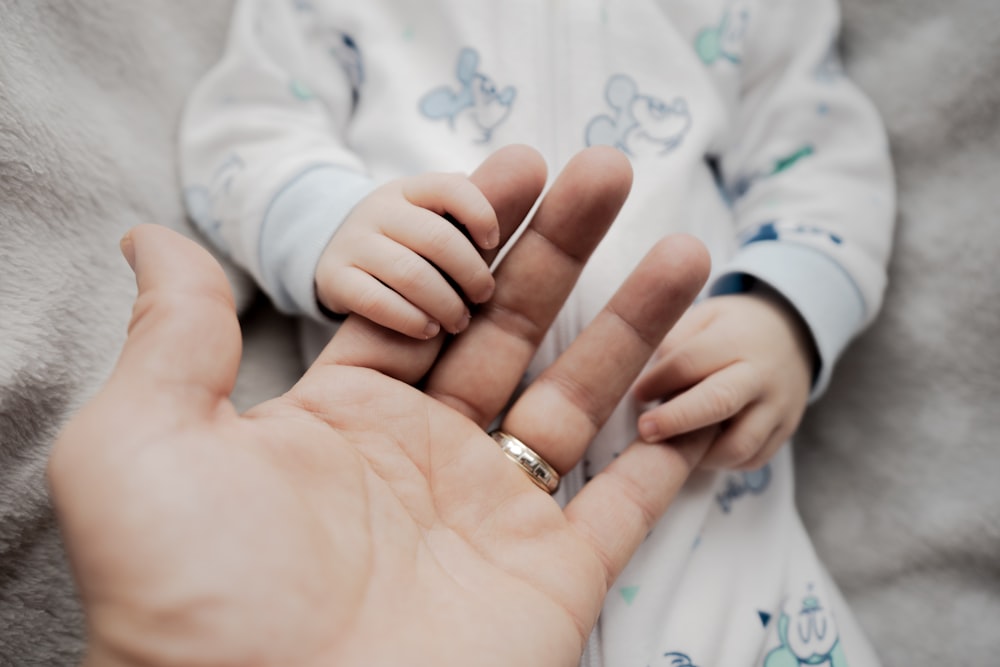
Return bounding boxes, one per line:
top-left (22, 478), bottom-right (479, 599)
top-left (699, 406), bottom-right (786, 470)
top-left (401, 172), bottom-right (501, 251)
top-left (339, 235), bottom-right (476, 336)
top-left (637, 361), bottom-right (762, 443)
top-left (634, 325), bottom-right (733, 402)
top-left (381, 206), bottom-right (496, 305)
top-left (322, 266), bottom-right (445, 339)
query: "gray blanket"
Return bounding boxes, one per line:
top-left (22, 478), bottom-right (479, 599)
top-left (794, 1), bottom-right (1000, 661)
top-left (1, 0), bottom-right (997, 664)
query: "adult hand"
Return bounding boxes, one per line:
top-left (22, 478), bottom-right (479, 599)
top-left (634, 288), bottom-right (815, 471)
top-left (49, 146), bottom-right (711, 667)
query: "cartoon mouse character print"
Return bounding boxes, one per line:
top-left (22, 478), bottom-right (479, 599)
top-left (648, 651), bottom-right (699, 667)
top-left (764, 585), bottom-right (847, 667)
top-left (419, 47), bottom-right (516, 143)
top-left (310, 28), bottom-right (364, 108)
top-left (716, 464), bottom-right (772, 513)
top-left (695, 1), bottom-right (751, 66)
top-left (585, 74), bottom-right (691, 158)
top-left (291, 2), bottom-right (364, 108)
top-left (184, 153), bottom-right (246, 254)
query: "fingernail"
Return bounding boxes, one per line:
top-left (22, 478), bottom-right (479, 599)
top-left (120, 232), bottom-right (136, 272)
top-left (485, 227), bottom-right (500, 249)
top-left (638, 417), bottom-right (661, 442)
top-left (454, 310), bottom-right (471, 333)
top-left (423, 321), bottom-right (441, 339)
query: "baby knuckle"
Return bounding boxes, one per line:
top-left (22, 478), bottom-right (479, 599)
top-left (446, 171), bottom-right (475, 193)
top-left (707, 382), bottom-right (741, 418)
top-left (395, 256), bottom-right (432, 292)
top-left (439, 171), bottom-right (469, 191)
top-left (314, 258), bottom-right (343, 286)
top-left (724, 432), bottom-right (761, 465)
top-left (670, 348), bottom-right (698, 380)
top-left (353, 286), bottom-right (386, 318)
top-left (426, 223), bottom-right (460, 257)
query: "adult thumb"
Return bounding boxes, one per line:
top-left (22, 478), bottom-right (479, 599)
top-left (57, 224), bottom-right (242, 460)
top-left (113, 224), bottom-right (242, 417)
top-left (48, 224), bottom-right (243, 595)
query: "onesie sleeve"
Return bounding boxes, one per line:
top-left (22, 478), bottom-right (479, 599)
top-left (179, 0), bottom-right (374, 320)
top-left (710, 0), bottom-right (895, 399)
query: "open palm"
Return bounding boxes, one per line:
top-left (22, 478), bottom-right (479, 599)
top-left (49, 147), bottom-right (710, 667)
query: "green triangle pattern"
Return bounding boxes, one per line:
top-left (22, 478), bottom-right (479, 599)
top-left (620, 585), bottom-right (640, 606)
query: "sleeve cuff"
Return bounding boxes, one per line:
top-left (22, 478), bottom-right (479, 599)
top-left (258, 165), bottom-right (375, 320)
top-left (710, 241), bottom-right (866, 400)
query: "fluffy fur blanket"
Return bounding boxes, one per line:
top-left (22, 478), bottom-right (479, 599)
top-left (794, 1), bottom-right (1000, 661)
top-left (1, 0), bottom-right (997, 664)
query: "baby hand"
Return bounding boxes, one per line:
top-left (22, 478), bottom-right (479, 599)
top-left (633, 288), bottom-right (816, 470)
top-left (315, 172), bottom-right (499, 339)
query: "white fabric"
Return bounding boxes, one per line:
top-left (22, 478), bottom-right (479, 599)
top-left (179, 1), bottom-right (895, 665)
top-left (179, 0), bottom-right (895, 393)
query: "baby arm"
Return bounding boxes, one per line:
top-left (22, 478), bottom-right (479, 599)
top-left (315, 172), bottom-right (499, 339)
top-left (637, 0), bottom-right (895, 469)
top-left (634, 287), bottom-right (815, 471)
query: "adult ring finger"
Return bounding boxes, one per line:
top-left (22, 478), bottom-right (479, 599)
top-left (489, 430), bottom-right (560, 494)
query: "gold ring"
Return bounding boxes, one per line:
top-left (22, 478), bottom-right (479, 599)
top-left (489, 430), bottom-right (560, 494)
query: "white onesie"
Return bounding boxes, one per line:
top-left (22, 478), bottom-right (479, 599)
top-left (180, 1), bottom-right (895, 665)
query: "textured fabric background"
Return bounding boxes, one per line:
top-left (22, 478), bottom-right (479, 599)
top-left (1, 0), bottom-right (996, 664)
top-left (0, 3), bottom-right (298, 664)
top-left (794, 1), bottom-right (1000, 663)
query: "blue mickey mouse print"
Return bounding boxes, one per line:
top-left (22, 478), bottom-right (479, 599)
top-left (322, 29), bottom-right (364, 107)
top-left (183, 153), bottom-right (246, 255)
top-left (586, 75), bottom-right (691, 158)
top-left (695, 1), bottom-right (751, 66)
top-left (716, 464), bottom-right (772, 513)
top-left (649, 651), bottom-right (699, 667)
top-left (763, 585), bottom-right (846, 667)
top-left (292, 2), bottom-right (365, 108)
top-left (419, 47), bottom-right (516, 143)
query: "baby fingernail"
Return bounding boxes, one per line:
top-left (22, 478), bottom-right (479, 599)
top-left (455, 310), bottom-right (471, 333)
top-left (639, 417), bottom-right (660, 442)
top-left (423, 321), bottom-right (441, 338)
top-left (485, 228), bottom-right (500, 249)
